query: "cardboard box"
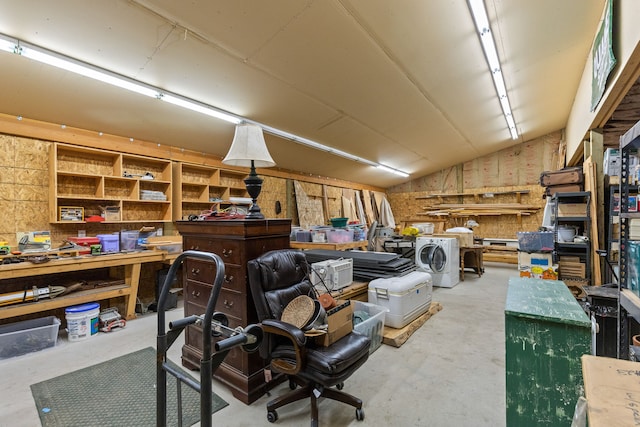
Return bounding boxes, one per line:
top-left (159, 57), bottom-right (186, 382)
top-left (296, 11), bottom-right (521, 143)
top-left (315, 300), bottom-right (353, 347)
top-left (518, 252), bottom-right (558, 280)
top-left (434, 232), bottom-right (473, 247)
top-left (604, 148), bottom-right (620, 176)
top-left (100, 205), bottom-right (121, 221)
top-left (557, 203), bottom-right (588, 217)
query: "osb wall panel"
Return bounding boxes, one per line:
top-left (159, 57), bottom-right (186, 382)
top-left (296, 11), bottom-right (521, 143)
top-left (326, 185), bottom-right (343, 219)
top-left (294, 180), bottom-right (324, 228)
top-left (387, 132), bottom-right (559, 239)
top-left (387, 184), bottom-right (546, 239)
top-left (460, 131), bottom-right (562, 190)
top-left (0, 135), bottom-right (50, 241)
top-left (257, 176), bottom-right (288, 220)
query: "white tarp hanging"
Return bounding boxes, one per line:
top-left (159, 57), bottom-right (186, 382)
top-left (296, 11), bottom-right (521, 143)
top-left (378, 196), bottom-right (396, 229)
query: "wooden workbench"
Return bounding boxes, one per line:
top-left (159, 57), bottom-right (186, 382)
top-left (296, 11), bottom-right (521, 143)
top-left (0, 251), bottom-right (170, 320)
top-left (289, 240), bottom-right (368, 251)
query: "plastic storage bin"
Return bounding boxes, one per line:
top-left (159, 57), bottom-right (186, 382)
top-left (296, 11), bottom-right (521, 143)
top-left (517, 231), bottom-right (554, 252)
top-left (97, 234), bottom-right (120, 253)
top-left (120, 231), bottom-right (139, 251)
top-left (353, 301), bottom-right (389, 354)
top-left (326, 229), bottom-right (354, 243)
top-left (0, 316), bottom-right (60, 359)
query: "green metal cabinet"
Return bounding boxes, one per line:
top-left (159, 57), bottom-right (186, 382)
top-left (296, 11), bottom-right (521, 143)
top-left (505, 277), bottom-right (591, 426)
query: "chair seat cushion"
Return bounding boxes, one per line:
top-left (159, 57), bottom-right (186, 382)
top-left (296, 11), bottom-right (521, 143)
top-left (271, 332), bottom-right (371, 386)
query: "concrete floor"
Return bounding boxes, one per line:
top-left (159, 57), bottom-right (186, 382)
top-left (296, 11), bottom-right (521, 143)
top-left (0, 262), bottom-right (515, 427)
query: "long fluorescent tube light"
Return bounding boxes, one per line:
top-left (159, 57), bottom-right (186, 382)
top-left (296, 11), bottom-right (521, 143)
top-left (20, 45), bottom-right (160, 98)
top-left (160, 94), bottom-right (241, 124)
top-left (468, 0), bottom-right (519, 140)
top-left (0, 35), bottom-right (16, 53)
top-left (377, 164), bottom-right (410, 178)
top-left (0, 32), bottom-right (410, 177)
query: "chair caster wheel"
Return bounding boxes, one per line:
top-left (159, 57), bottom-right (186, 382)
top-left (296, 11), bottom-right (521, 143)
top-left (267, 410), bottom-right (278, 423)
top-left (336, 382), bottom-right (344, 390)
top-left (356, 408), bottom-right (365, 421)
top-left (289, 378), bottom-right (297, 390)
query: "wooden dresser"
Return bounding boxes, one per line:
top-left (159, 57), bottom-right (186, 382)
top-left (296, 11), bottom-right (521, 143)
top-left (175, 219), bottom-right (291, 404)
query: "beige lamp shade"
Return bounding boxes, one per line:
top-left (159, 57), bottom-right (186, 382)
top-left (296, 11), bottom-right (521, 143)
top-left (222, 123), bottom-right (276, 168)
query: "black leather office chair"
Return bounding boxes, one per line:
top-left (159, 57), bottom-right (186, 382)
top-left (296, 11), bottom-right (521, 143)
top-left (248, 249), bottom-right (371, 426)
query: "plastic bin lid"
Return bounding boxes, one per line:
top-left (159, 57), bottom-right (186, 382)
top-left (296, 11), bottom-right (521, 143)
top-left (96, 234), bottom-right (119, 239)
top-left (65, 302), bottom-right (100, 313)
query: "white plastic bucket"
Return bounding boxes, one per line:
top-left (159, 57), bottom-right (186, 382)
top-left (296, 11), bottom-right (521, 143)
top-left (65, 302), bottom-right (100, 342)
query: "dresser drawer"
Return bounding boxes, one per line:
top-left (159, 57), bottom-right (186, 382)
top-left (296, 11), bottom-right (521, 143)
top-left (185, 258), bottom-right (243, 291)
top-left (220, 264), bottom-right (245, 292)
top-left (185, 279), bottom-right (210, 308)
top-left (185, 258), bottom-right (218, 284)
top-left (215, 288), bottom-right (245, 319)
top-left (183, 237), bottom-right (242, 265)
top-left (185, 280), bottom-right (245, 319)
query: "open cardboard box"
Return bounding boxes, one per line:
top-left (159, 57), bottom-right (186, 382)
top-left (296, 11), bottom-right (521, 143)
top-left (312, 300), bottom-right (354, 347)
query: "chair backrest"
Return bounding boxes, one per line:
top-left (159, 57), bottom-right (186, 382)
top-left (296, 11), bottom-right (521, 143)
top-left (248, 249), bottom-right (314, 322)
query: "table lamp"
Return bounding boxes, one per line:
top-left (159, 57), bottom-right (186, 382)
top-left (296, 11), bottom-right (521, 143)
top-left (222, 123), bottom-right (275, 219)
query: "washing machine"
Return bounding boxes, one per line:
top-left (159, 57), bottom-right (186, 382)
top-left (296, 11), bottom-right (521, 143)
top-left (415, 237), bottom-right (460, 287)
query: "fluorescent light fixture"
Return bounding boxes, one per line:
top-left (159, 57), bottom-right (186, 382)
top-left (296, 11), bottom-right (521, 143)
top-left (258, 123), bottom-right (409, 175)
top-left (0, 35), bottom-right (16, 53)
top-left (160, 94), bottom-right (241, 124)
top-left (19, 45), bottom-right (159, 98)
top-left (468, 0), bottom-right (519, 140)
top-left (0, 32), bottom-right (410, 177)
top-left (377, 164), bottom-right (410, 178)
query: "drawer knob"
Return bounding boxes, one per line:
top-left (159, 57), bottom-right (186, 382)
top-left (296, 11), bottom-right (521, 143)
top-left (189, 245), bottom-right (200, 250)
top-left (191, 290), bottom-right (200, 297)
top-left (222, 248), bottom-right (233, 257)
top-left (191, 268), bottom-right (200, 275)
top-left (224, 275), bottom-right (234, 284)
top-left (223, 299), bottom-right (234, 309)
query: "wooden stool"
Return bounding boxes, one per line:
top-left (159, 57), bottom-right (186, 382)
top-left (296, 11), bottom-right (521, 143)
top-left (459, 245), bottom-right (484, 281)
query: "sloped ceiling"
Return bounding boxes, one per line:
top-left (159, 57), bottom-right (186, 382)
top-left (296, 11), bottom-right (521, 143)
top-left (0, 0), bottom-right (607, 188)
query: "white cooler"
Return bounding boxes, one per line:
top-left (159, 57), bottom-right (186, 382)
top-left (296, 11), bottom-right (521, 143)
top-left (368, 271), bottom-right (433, 328)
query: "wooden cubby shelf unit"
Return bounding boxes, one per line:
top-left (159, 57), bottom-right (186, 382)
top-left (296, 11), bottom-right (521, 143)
top-left (50, 143), bottom-right (173, 223)
top-left (172, 162), bottom-right (249, 220)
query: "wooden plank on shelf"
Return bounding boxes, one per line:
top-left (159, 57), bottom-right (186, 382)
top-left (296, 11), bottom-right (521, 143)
top-left (583, 157), bottom-right (602, 285)
top-left (426, 203), bottom-right (540, 210)
top-left (482, 245), bottom-right (518, 264)
top-left (0, 284), bottom-right (130, 320)
top-left (416, 190), bottom-right (530, 199)
top-left (483, 245), bottom-right (518, 252)
top-left (382, 302), bottom-right (442, 347)
top-left (483, 253), bottom-right (518, 264)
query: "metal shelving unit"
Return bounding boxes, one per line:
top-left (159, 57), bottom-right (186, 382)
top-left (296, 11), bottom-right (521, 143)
top-left (618, 118), bottom-right (640, 359)
top-left (551, 191), bottom-right (592, 285)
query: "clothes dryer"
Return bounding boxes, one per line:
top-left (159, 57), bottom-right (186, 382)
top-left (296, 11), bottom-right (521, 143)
top-left (415, 237), bottom-right (460, 287)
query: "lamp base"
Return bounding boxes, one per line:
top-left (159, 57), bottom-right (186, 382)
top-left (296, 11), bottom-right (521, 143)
top-left (245, 210), bottom-right (265, 220)
top-left (244, 162), bottom-right (265, 220)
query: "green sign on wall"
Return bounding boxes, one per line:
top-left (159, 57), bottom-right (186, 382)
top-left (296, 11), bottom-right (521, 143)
top-left (591, 0), bottom-right (616, 112)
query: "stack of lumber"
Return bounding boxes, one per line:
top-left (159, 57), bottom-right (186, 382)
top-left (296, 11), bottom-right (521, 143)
top-left (419, 203), bottom-right (540, 218)
top-left (482, 245), bottom-right (518, 264)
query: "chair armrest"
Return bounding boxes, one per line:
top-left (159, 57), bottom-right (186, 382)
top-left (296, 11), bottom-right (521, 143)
top-left (262, 319), bottom-right (307, 346)
top-left (261, 319), bottom-right (307, 375)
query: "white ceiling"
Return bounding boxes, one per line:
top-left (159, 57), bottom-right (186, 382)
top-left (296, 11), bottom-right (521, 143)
top-left (0, 0), bottom-right (606, 188)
